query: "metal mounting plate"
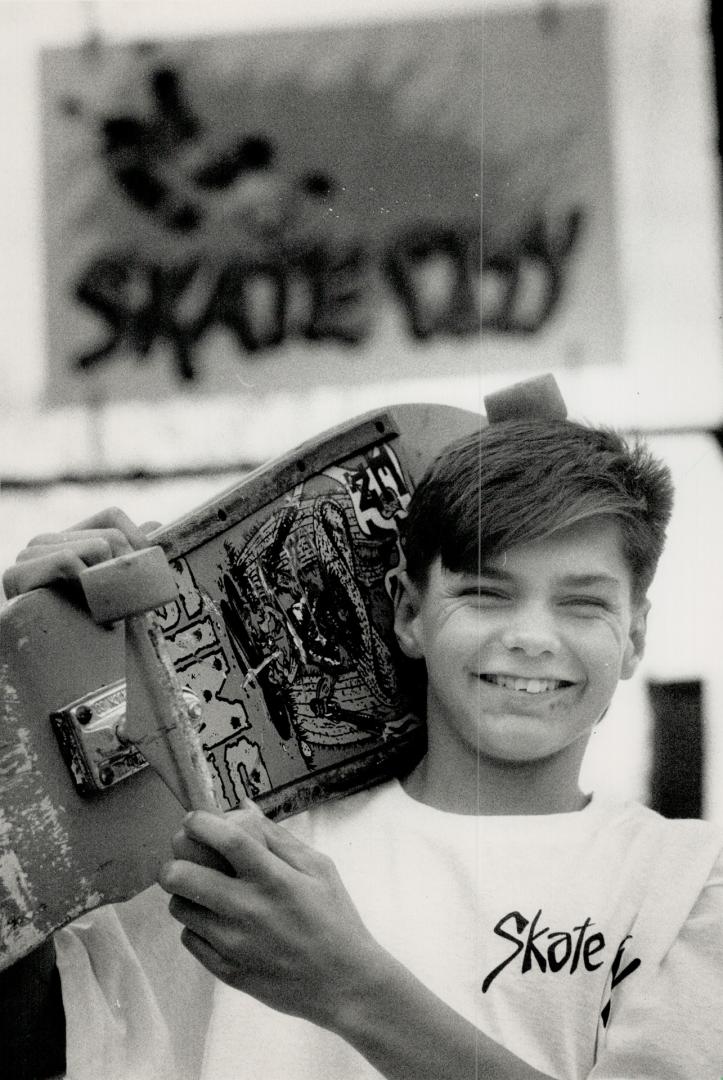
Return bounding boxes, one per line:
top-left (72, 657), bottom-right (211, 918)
top-left (50, 680), bottom-right (201, 796)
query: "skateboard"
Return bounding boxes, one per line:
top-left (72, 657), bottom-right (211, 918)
top-left (0, 377), bottom-right (566, 970)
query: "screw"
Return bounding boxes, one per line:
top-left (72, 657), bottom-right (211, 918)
top-left (99, 765), bottom-right (114, 787)
top-left (75, 706), bottom-right (93, 725)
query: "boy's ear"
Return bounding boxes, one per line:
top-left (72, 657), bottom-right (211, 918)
top-left (394, 572), bottom-right (425, 660)
top-left (621, 599), bottom-right (649, 680)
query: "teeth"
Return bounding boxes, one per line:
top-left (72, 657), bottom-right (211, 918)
top-left (484, 675), bottom-right (566, 694)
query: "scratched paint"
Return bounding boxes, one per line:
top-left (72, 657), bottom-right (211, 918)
top-left (0, 674), bottom-right (38, 947)
top-left (0, 710), bottom-right (46, 956)
top-left (0, 680), bottom-right (33, 783)
top-left (65, 881), bottom-right (104, 921)
top-left (0, 813), bottom-right (102, 965)
top-left (1, 665), bottom-right (104, 968)
top-left (0, 840), bottom-right (45, 954)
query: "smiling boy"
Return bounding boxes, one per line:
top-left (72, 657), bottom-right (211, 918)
top-left (394, 517), bottom-right (643, 816)
top-left (3, 416), bottom-right (723, 1080)
top-left (392, 417), bottom-right (654, 818)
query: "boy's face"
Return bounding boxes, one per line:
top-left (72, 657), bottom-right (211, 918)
top-left (394, 517), bottom-right (647, 770)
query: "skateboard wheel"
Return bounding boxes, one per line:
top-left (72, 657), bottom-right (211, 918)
top-left (484, 374), bottom-right (567, 423)
top-left (80, 546), bottom-right (179, 624)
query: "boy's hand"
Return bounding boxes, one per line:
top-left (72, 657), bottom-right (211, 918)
top-left (2, 508), bottom-right (161, 600)
top-left (159, 807), bottom-right (388, 1031)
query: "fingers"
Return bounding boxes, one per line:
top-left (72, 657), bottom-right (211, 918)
top-left (18, 535), bottom-right (132, 565)
top-left (4, 538), bottom-right (124, 601)
top-left (67, 508), bottom-right (155, 549)
top-left (167, 803), bottom-right (275, 888)
top-left (160, 809), bottom-right (331, 940)
top-left (182, 810), bottom-right (274, 879)
top-left (185, 808), bottom-right (328, 879)
top-left (171, 828), bottom-right (235, 875)
top-left (159, 860), bottom-right (242, 919)
top-left (170, 899), bottom-right (247, 968)
top-left (167, 886), bottom-right (252, 971)
top-left (161, 810), bottom-right (278, 906)
top-left (3, 551), bottom-right (89, 600)
top-left (262, 820), bottom-right (332, 877)
top-left (4, 508), bottom-right (159, 600)
top-left (179, 927), bottom-right (230, 981)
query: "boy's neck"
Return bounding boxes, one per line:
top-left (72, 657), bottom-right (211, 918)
top-left (401, 747), bottom-right (591, 816)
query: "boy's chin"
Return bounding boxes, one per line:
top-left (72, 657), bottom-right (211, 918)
top-left (473, 716), bottom-right (595, 766)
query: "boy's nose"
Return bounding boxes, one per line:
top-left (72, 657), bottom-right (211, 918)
top-left (499, 609), bottom-right (560, 657)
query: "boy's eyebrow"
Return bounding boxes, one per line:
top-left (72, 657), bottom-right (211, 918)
top-left (474, 567), bottom-right (622, 590)
top-left (475, 566), bottom-right (513, 581)
top-left (556, 573), bottom-right (622, 589)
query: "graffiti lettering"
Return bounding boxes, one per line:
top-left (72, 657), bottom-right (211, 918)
top-left (74, 256), bottom-right (212, 379)
top-left (298, 243), bottom-right (370, 345)
top-left (216, 259), bottom-right (288, 353)
top-left (482, 210), bottom-right (584, 333)
top-left (386, 225), bottom-right (480, 340)
top-left (64, 61), bottom-right (587, 381)
top-left (73, 211), bottom-right (584, 381)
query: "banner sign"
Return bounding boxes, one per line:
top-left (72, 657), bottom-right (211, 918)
top-left (41, 7), bottom-right (619, 405)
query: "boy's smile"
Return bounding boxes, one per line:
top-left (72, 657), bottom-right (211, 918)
top-left (395, 517), bottom-right (648, 811)
top-left (477, 674), bottom-right (575, 694)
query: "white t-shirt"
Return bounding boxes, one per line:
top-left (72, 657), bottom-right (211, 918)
top-left (56, 781), bottom-right (723, 1080)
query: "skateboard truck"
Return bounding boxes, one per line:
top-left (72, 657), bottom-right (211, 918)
top-left (76, 546), bottom-right (220, 812)
top-left (49, 679), bottom-right (203, 796)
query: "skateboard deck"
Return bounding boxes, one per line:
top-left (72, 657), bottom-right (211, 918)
top-left (0, 402), bottom-right (483, 970)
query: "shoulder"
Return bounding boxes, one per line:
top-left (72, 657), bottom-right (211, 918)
top-left (610, 800), bottom-right (723, 880)
top-left (593, 801), bottom-right (723, 944)
top-left (594, 798), bottom-right (723, 857)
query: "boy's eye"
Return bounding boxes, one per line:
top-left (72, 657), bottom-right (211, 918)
top-left (461, 587), bottom-right (510, 602)
top-left (560, 596), bottom-right (609, 611)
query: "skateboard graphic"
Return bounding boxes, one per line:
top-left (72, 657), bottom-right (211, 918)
top-left (0, 378), bottom-right (566, 970)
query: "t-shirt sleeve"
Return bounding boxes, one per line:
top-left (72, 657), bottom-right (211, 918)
top-left (588, 850), bottom-right (723, 1080)
top-left (55, 885), bottom-right (215, 1080)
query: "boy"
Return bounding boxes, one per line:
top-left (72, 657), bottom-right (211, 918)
top-left (2, 416), bottom-right (722, 1079)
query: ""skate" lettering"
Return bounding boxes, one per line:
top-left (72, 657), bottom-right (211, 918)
top-left (481, 908), bottom-right (640, 994)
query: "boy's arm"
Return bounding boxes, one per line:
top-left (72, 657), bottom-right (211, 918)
top-left (324, 950), bottom-right (553, 1080)
top-left (0, 940), bottom-right (66, 1080)
top-left (160, 809), bottom-right (555, 1080)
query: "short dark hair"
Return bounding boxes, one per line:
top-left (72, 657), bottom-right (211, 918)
top-left (402, 418), bottom-right (674, 604)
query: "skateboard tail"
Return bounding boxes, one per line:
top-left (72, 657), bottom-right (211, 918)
top-left (1, 598), bottom-right (186, 972)
top-left (1, 674), bottom-right (104, 967)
